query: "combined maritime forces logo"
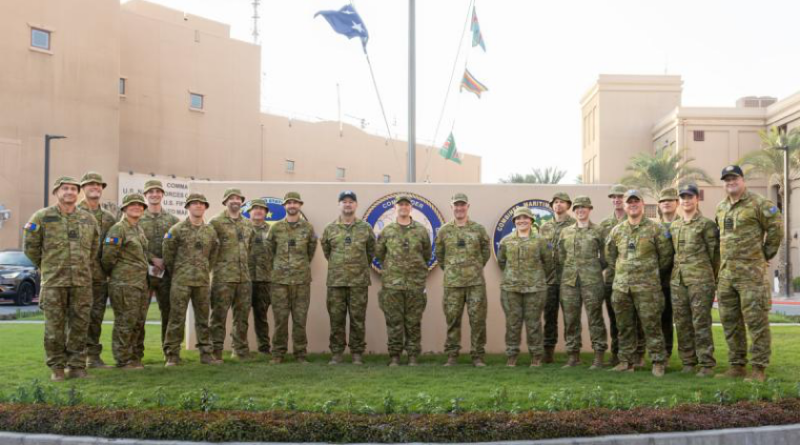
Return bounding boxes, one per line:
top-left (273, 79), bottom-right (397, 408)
top-left (242, 197), bottom-right (305, 226)
top-left (492, 199), bottom-right (555, 259)
top-left (363, 192), bottom-right (446, 271)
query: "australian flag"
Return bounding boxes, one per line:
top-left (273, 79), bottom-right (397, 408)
top-left (314, 4), bottom-right (369, 53)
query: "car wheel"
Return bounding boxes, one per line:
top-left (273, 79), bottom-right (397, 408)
top-left (15, 281), bottom-right (35, 306)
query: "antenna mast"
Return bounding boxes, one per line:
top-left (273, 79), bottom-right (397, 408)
top-left (252, 0), bottom-right (261, 44)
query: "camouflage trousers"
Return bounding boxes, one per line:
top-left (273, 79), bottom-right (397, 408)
top-left (109, 284), bottom-right (149, 367)
top-left (85, 282), bottom-right (109, 358)
top-left (561, 282), bottom-right (607, 353)
top-left (327, 286), bottom-right (368, 354)
top-left (271, 283), bottom-right (310, 358)
top-left (717, 279), bottom-right (771, 367)
top-left (500, 290), bottom-right (546, 357)
top-left (163, 285), bottom-right (212, 357)
top-left (544, 285), bottom-right (561, 348)
top-left (671, 281), bottom-right (716, 368)
top-left (611, 289), bottom-right (667, 364)
top-left (661, 284), bottom-right (675, 357)
top-left (378, 288), bottom-right (427, 357)
top-left (252, 281), bottom-right (272, 354)
top-left (605, 284), bottom-right (645, 356)
top-left (210, 281), bottom-right (252, 356)
top-left (149, 272), bottom-right (172, 348)
top-left (40, 286), bottom-right (92, 370)
top-left (443, 286), bottom-right (487, 359)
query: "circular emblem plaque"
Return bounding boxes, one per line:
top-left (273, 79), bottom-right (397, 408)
top-left (492, 199), bottom-right (554, 258)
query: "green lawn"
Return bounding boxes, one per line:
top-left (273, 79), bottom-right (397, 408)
top-left (1, 323), bottom-right (798, 413)
top-left (711, 308), bottom-right (800, 324)
top-left (21, 301), bottom-right (162, 322)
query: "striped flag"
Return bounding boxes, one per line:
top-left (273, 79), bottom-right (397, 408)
top-left (460, 68), bottom-right (488, 98)
top-left (471, 7), bottom-right (486, 52)
top-left (439, 132), bottom-right (462, 164)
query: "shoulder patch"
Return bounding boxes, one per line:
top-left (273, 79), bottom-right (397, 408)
top-left (164, 232), bottom-right (173, 239)
top-left (104, 237), bottom-right (121, 246)
top-left (24, 222), bottom-right (39, 232)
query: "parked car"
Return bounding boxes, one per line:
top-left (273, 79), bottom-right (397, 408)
top-left (0, 250), bottom-right (40, 305)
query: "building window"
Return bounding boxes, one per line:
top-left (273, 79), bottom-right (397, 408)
top-left (286, 160), bottom-right (295, 173)
top-left (644, 204), bottom-right (658, 219)
top-left (336, 167), bottom-right (346, 180)
top-left (31, 28), bottom-right (50, 50)
top-left (189, 93), bottom-right (204, 110)
top-left (693, 130), bottom-right (705, 142)
top-left (119, 78), bottom-right (126, 95)
top-left (383, 174), bottom-right (391, 183)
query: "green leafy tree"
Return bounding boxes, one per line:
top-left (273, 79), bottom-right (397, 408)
top-left (620, 144), bottom-right (713, 198)
top-left (500, 167), bottom-right (567, 184)
top-left (738, 126), bottom-right (800, 198)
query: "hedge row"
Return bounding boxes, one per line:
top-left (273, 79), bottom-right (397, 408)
top-left (1, 400), bottom-right (800, 442)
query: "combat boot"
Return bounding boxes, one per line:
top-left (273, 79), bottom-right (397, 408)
top-left (472, 357), bottom-right (487, 367)
top-left (589, 351), bottom-right (605, 370)
top-left (388, 355), bottom-right (400, 367)
top-left (231, 351), bottom-right (251, 361)
top-left (328, 353), bottom-right (343, 365)
top-left (66, 368), bottom-right (89, 379)
top-left (351, 353), bottom-right (364, 365)
top-left (681, 365), bottom-right (697, 374)
top-left (295, 355), bottom-right (309, 364)
top-left (444, 355), bottom-right (458, 367)
top-left (610, 362), bottom-right (634, 372)
top-left (50, 369), bottom-right (65, 382)
top-left (129, 360), bottom-right (145, 370)
top-left (715, 365), bottom-right (747, 379)
top-left (745, 366), bottom-right (767, 383)
top-left (542, 347), bottom-right (555, 364)
top-left (696, 367), bottom-right (714, 378)
top-left (633, 353), bottom-right (646, 368)
top-left (212, 350), bottom-right (223, 362)
top-left (87, 356), bottom-right (112, 369)
top-left (270, 355), bottom-right (284, 364)
top-left (530, 356), bottom-right (542, 367)
top-left (408, 355), bottom-right (419, 367)
top-left (562, 352), bottom-right (581, 368)
top-left (609, 352), bottom-right (620, 367)
top-left (506, 355), bottom-right (518, 367)
top-left (652, 363), bottom-right (666, 377)
top-left (199, 354), bottom-right (217, 365)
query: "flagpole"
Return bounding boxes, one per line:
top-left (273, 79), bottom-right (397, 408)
top-left (407, 0), bottom-right (416, 183)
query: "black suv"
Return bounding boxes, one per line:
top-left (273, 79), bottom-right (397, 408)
top-left (0, 250), bottom-right (40, 305)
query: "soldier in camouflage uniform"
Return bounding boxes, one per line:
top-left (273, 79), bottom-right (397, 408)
top-left (77, 172), bottom-right (117, 369)
top-left (321, 191), bottom-right (376, 365)
top-left (162, 193), bottom-right (220, 366)
top-left (101, 194), bottom-right (151, 369)
top-left (140, 180), bottom-right (180, 350)
top-left (435, 193), bottom-right (491, 367)
top-left (24, 177), bottom-right (100, 381)
top-left (558, 196), bottom-right (608, 369)
top-left (538, 192), bottom-right (575, 363)
top-left (376, 194), bottom-right (432, 366)
top-left (497, 207), bottom-right (554, 367)
top-left (209, 188), bottom-right (255, 361)
top-left (670, 184), bottom-right (719, 377)
top-left (657, 187), bottom-right (678, 360)
top-left (605, 190), bottom-right (673, 377)
top-left (715, 165), bottom-right (782, 382)
top-left (267, 192), bottom-right (317, 363)
top-left (249, 199), bottom-right (273, 358)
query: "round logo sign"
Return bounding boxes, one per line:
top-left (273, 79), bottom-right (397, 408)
top-left (492, 199), bottom-right (554, 258)
top-left (242, 197), bottom-right (292, 227)
top-left (363, 192), bottom-right (446, 271)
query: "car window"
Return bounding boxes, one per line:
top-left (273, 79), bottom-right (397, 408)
top-left (0, 251), bottom-right (34, 267)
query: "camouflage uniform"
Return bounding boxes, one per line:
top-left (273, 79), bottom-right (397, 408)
top-left (162, 200), bottom-right (219, 359)
top-left (670, 209), bottom-right (719, 368)
top-left (716, 189), bottom-right (782, 368)
top-left (375, 216), bottom-right (432, 358)
top-left (321, 216), bottom-right (376, 355)
top-left (497, 213), bottom-right (554, 358)
top-left (23, 177), bottom-right (100, 372)
top-left (657, 188), bottom-right (679, 358)
top-left (209, 203), bottom-right (255, 357)
top-left (267, 208), bottom-right (317, 359)
top-left (605, 210), bottom-right (674, 365)
top-left (558, 218), bottom-right (608, 353)
top-left (101, 195), bottom-right (150, 367)
top-left (434, 213), bottom-right (491, 360)
top-left (250, 214), bottom-right (273, 355)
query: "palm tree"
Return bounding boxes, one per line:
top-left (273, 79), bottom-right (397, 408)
top-left (500, 166), bottom-right (567, 184)
top-left (738, 126), bottom-right (800, 197)
top-left (620, 143), bottom-right (713, 198)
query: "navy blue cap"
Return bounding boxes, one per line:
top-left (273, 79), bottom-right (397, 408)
top-left (678, 184), bottom-right (700, 197)
top-left (338, 190), bottom-right (357, 202)
top-left (721, 165), bottom-right (744, 180)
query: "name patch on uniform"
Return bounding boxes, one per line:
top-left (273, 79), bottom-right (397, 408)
top-left (104, 237), bottom-right (121, 245)
top-left (24, 222), bottom-right (39, 232)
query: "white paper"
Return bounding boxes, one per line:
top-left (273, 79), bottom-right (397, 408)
top-left (148, 265), bottom-right (165, 278)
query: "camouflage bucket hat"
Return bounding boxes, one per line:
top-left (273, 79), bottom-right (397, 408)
top-left (144, 179), bottom-right (165, 194)
top-left (222, 188), bottom-right (246, 204)
top-left (451, 192), bottom-right (469, 204)
top-left (283, 191), bottom-right (303, 205)
top-left (184, 193), bottom-right (209, 209)
top-left (80, 171), bottom-right (107, 189)
top-left (249, 198), bottom-right (268, 210)
top-left (658, 187), bottom-right (679, 202)
top-left (512, 207), bottom-right (534, 221)
top-left (394, 194), bottom-right (412, 205)
top-left (121, 193), bottom-right (148, 211)
top-left (572, 196), bottom-right (593, 209)
top-left (608, 184), bottom-right (627, 197)
top-left (51, 176), bottom-right (81, 194)
top-left (550, 192), bottom-right (572, 208)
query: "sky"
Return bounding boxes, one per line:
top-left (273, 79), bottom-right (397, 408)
top-left (123, 0), bottom-right (800, 183)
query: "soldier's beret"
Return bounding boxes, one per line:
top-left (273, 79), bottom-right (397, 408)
top-left (550, 192), bottom-right (572, 208)
top-left (451, 192), bottom-right (469, 204)
top-left (185, 193), bottom-right (209, 209)
top-left (608, 184), bottom-right (627, 197)
top-left (144, 179), bottom-right (165, 194)
top-left (282, 191), bottom-right (303, 204)
top-left (79, 171), bottom-right (107, 189)
top-left (721, 165), bottom-right (744, 180)
top-left (121, 193), bottom-right (148, 211)
top-left (658, 187), bottom-right (679, 202)
top-left (52, 176), bottom-right (81, 194)
top-left (222, 188), bottom-right (246, 204)
top-left (572, 196), bottom-right (593, 209)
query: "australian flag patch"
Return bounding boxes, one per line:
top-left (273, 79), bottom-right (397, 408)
top-left (104, 237), bottom-right (121, 245)
top-left (24, 222), bottom-right (38, 232)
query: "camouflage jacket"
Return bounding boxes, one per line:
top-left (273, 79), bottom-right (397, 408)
top-left (163, 219), bottom-right (219, 287)
top-left (558, 221), bottom-right (607, 287)
top-left (659, 218), bottom-right (678, 289)
top-left (605, 217), bottom-right (674, 293)
top-left (539, 215), bottom-right (576, 285)
top-left (267, 219), bottom-right (317, 285)
top-left (497, 231), bottom-right (553, 293)
top-left (670, 213), bottom-right (719, 286)
top-left (715, 190), bottom-right (783, 285)
top-left (140, 210), bottom-right (180, 260)
top-left (434, 220), bottom-right (491, 288)
top-left (321, 218), bottom-right (376, 287)
top-left (101, 218), bottom-right (150, 290)
top-left (209, 211), bottom-right (254, 283)
top-left (599, 212), bottom-right (626, 285)
top-left (78, 200), bottom-right (117, 284)
top-left (249, 222), bottom-right (272, 283)
top-left (375, 219), bottom-right (431, 290)
top-left (23, 205), bottom-right (100, 287)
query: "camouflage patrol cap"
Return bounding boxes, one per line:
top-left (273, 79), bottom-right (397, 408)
top-left (249, 198), bottom-right (268, 210)
top-left (572, 196), bottom-right (593, 209)
top-left (550, 192), bottom-right (572, 208)
top-left (608, 184), bottom-right (627, 197)
top-left (80, 171), bottom-right (107, 189)
top-left (222, 188), bottom-right (246, 204)
top-left (282, 191), bottom-right (303, 204)
top-left (394, 194), bottom-right (412, 205)
top-left (184, 193), bottom-right (209, 209)
top-left (52, 176), bottom-right (81, 194)
top-left (512, 207), bottom-right (534, 221)
top-left (623, 189), bottom-right (644, 202)
top-left (451, 193), bottom-right (469, 204)
top-left (658, 187), bottom-right (679, 202)
top-left (121, 193), bottom-right (148, 211)
top-left (143, 179), bottom-right (165, 194)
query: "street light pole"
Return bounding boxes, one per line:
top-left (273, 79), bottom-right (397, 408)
top-left (781, 143), bottom-right (792, 298)
top-left (407, 0), bottom-right (416, 183)
top-left (44, 134), bottom-right (66, 207)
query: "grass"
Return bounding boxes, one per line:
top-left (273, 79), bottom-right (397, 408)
top-left (711, 308), bottom-right (800, 324)
top-left (1, 322), bottom-right (799, 414)
top-left (21, 301), bottom-right (162, 322)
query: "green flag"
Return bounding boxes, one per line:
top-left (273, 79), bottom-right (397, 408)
top-left (439, 132), bottom-right (462, 164)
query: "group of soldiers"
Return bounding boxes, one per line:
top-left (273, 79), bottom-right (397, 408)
top-left (24, 164), bottom-right (781, 383)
